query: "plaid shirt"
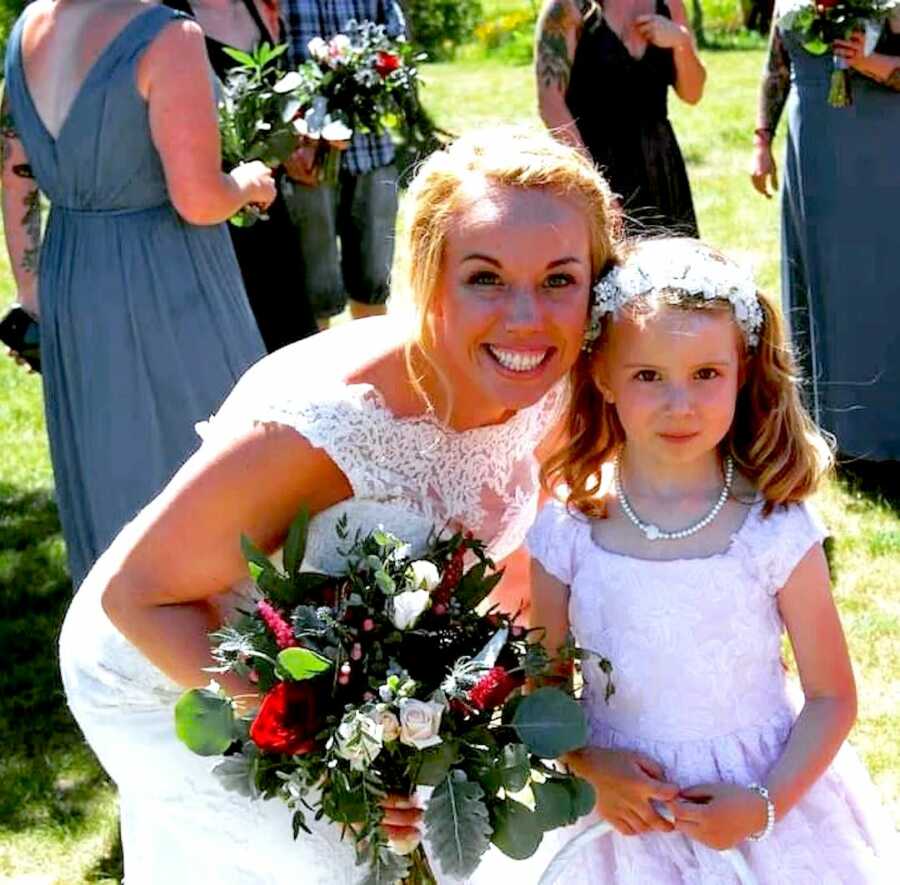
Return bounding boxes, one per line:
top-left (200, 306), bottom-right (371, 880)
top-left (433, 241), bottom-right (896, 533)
top-left (283, 1), bottom-right (406, 175)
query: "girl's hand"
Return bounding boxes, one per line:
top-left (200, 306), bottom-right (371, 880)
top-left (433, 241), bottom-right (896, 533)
top-left (380, 793), bottom-right (423, 853)
top-left (567, 747), bottom-right (679, 835)
top-left (634, 15), bottom-right (691, 51)
top-left (232, 161), bottom-right (276, 209)
top-left (750, 142), bottom-right (778, 199)
top-left (669, 783), bottom-right (767, 850)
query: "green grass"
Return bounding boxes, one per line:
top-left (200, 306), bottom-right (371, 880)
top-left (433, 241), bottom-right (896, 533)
top-left (0, 43), bottom-right (897, 883)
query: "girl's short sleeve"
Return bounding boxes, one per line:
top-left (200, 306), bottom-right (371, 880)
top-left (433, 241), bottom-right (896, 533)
top-left (754, 502), bottom-right (829, 596)
top-left (525, 500), bottom-right (581, 586)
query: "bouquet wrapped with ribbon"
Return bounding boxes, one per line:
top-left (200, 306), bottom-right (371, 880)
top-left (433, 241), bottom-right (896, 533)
top-left (175, 510), bottom-right (610, 884)
top-left (778, 0), bottom-right (899, 106)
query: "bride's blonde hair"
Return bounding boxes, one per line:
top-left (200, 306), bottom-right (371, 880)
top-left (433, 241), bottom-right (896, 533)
top-left (392, 126), bottom-right (621, 411)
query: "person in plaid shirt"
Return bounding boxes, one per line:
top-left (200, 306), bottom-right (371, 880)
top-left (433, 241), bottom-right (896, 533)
top-left (282, 0), bottom-right (406, 325)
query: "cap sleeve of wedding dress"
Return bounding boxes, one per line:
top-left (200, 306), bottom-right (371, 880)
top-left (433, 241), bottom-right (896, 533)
top-left (525, 499), bottom-right (584, 586)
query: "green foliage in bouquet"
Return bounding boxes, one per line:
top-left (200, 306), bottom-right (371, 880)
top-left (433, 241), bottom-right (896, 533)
top-left (778, 0), bottom-right (899, 106)
top-left (174, 508), bottom-right (613, 885)
top-left (217, 42), bottom-right (301, 225)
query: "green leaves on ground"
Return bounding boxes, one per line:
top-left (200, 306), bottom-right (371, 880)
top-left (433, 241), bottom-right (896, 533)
top-left (511, 687), bottom-right (587, 758)
top-left (424, 771), bottom-right (492, 878)
top-left (174, 687), bottom-right (236, 756)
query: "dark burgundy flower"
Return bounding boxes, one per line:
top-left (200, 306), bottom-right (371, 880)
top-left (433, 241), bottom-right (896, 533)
top-left (468, 666), bottom-right (524, 711)
top-left (250, 679), bottom-right (322, 755)
top-left (374, 51), bottom-right (401, 77)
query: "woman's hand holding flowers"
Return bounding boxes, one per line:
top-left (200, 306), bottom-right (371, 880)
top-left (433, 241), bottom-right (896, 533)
top-left (379, 794), bottom-right (424, 853)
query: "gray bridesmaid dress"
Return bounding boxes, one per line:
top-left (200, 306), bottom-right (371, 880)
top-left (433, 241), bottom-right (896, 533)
top-left (780, 26), bottom-right (900, 460)
top-left (4, 5), bottom-right (266, 586)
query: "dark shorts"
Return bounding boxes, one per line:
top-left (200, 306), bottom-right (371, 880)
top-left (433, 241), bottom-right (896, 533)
top-left (281, 163), bottom-right (399, 319)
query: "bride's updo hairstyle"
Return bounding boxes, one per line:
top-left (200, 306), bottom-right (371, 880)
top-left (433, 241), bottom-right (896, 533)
top-left (394, 126), bottom-right (621, 406)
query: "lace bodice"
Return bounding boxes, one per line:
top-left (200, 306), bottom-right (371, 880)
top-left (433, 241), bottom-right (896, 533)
top-left (201, 379), bottom-right (567, 573)
top-left (526, 499), bottom-right (827, 744)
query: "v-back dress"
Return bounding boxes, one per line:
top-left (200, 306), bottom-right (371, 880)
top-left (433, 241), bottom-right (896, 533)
top-left (59, 371), bottom-right (566, 884)
top-left (3, 5), bottom-right (265, 587)
top-left (779, 23), bottom-right (900, 460)
top-left (566, 0), bottom-right (699, 236)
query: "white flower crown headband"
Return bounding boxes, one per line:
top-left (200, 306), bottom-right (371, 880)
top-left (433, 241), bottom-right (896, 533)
top-left (584, 241), bottom-right (765, 351)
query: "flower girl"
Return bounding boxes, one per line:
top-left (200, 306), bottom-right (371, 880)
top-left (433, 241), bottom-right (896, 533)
top-left (527, 238), bottom-right (896, 882)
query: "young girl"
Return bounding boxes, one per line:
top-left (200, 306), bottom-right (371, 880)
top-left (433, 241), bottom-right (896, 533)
top-left (526, 238), bottom-right (895, 882)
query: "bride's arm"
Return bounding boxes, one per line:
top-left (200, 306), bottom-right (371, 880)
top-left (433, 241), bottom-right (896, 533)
top-left (100, 422), bottom-right (351, 701)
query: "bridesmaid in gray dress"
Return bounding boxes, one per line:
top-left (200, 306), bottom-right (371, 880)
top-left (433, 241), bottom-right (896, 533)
top-left (750, 10), bottom-right (900, 465)
top-left (1, 0), bottom-right (275, 586)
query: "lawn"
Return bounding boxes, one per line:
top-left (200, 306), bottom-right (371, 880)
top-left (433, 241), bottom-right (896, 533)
top-left (0, 40), bottom-right (898, 884)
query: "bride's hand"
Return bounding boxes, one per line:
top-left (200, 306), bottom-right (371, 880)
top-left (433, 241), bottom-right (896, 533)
top-left (380, 793), bottom-right (424, 853)
top-left (565, 747), bottom-right (679, 835)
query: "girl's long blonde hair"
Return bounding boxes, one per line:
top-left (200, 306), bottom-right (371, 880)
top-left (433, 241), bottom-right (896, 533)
top-left (392, 126), bottom-right (622, 411)
top-left (541, 242), bottom-right (834, 517)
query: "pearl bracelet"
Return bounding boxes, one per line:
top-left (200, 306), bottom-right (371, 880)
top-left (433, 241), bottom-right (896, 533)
top-left (746, 783), bottom-right (775, 842)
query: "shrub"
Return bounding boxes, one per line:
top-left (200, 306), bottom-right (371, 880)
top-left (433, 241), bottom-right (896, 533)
top-left (403, 0), bottom-right (484, 61)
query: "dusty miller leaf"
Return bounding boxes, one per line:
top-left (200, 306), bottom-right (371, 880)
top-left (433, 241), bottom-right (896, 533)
top-left (424, 772), bottom-right (492, 879)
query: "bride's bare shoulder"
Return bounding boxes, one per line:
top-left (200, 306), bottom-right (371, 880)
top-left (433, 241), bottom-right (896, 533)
top-left (221, 316), bottom-right (408, 409)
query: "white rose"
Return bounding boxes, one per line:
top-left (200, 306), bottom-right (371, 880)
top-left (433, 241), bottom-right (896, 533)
top-left (391, 590), bottom-right (430, 631)
top-left (378, 708), bottom-right (401, 743)
top-left (328, 34), bottom-right (351, 63)
top-left (307, 36), bottom-right (329, 62)
top-left (335, 712), bottom-right (383, 771)
top-left (399, 699), bottom-right (443, 750)
top-left (407, 560), bottom-right (440, 593)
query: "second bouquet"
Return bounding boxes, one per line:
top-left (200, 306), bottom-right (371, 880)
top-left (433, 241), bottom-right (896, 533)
top-left (174, 510), bottom-right (606, 884)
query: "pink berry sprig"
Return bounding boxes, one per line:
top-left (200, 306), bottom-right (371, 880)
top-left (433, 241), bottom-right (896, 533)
top-left (257, 599), bottom-right (296, 650)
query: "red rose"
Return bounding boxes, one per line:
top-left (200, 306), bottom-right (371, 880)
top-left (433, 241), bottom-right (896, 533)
top-left (468, 666), bottom-right (524, 711)
top-left (250, 680), bottom-right (323, 755)
top-left (374, 51), bottom-right (401, 77)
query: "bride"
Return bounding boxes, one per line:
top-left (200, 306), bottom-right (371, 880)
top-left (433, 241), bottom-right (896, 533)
top-left (59, 127), bottom-right (621, 883)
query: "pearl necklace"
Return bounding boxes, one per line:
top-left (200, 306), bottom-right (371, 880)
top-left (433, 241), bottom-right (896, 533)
top-left (613, 455), bottom-right (735, 541)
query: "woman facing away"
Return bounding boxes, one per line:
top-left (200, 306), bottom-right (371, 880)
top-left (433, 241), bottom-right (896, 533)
top-left (58, 127), bottom-right (621, 884)
top-left (1, 0), bottom-right (275, 587)
top-left (535, 0), bottom-right (705, 235)
top-left (524, 238), bottom-right (896, 882)
top-left (163, 0), bottom-right (320, 351)
top-left (750, 5), bottom-right (900, 468)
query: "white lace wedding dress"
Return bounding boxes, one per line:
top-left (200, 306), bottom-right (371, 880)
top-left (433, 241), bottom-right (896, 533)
top-left (59, 377), bottom-right (566, 885)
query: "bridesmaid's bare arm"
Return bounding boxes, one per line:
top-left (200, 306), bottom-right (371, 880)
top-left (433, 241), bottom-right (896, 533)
top-left (535, 0), bottom-right (590, 155)
top-left (1, 90), bottom-right (41, 317)
top-left (137, 18), bottom-right (274, 225)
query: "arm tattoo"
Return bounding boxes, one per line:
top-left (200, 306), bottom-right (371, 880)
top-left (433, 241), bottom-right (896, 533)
top-left (758, 25), bottom-right (792, 135)
top-left (21, 188), bottom-right (41, 274)
top-left (0, 97), bottom-right (16, 173)
top-left (537, 1), bottom-right (576, 93)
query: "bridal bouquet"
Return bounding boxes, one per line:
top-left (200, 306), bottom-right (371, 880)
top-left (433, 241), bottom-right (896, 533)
top-left (277, 20), bottom-right (442, 185)
top-left (175, 511), bottom-right (608, 884)
top-left (778, 0), bottom-right (900, 106)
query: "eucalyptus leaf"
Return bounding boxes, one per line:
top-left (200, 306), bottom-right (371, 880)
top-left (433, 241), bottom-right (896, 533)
top-left (499, 743), bottom-right (531, 794)
top-left (213, 755), bottom-right (257, 798)
top-left (174, 688), bottom-right (236, 756)
top-left (277, 647), bottom-right (332, 680)
top-left (283, 507), bottom-right (310, 578)
top-left (570, 776), bottom-right (596, 818)
top-left (533, 780), bottom-right (574, 830)
top-left (414, 740), bottom-right (461, 787)
top-left (424, 772), bottom-right (492, 879)
top-left (490, 798), bottom-right (543, 860)
top-left (511, 687), bottom-right (587, 758)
